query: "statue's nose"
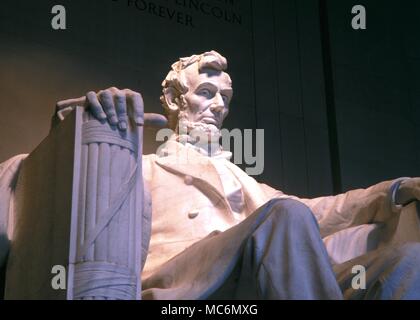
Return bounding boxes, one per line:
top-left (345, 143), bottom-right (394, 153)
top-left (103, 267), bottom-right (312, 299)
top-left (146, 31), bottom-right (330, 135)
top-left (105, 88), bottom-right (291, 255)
top-left (210, 93), bottom-right (225, 112)
top-left (210, 104), bottom-right (224, 113)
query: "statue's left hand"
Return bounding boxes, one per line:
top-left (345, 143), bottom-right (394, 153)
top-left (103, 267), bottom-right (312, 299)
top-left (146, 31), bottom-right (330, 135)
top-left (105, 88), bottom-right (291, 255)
top-left (395, 178), bottom-right (420, 206)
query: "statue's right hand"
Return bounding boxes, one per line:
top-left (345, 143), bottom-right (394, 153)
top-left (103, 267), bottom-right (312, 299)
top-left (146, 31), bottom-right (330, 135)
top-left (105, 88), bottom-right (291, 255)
top-left (56, 87), bottom-right (144, 131)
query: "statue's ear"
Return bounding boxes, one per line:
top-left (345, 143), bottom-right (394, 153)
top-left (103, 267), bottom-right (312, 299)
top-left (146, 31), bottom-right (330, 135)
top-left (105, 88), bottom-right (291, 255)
top-left (163, 87), bottom-right (181, 113)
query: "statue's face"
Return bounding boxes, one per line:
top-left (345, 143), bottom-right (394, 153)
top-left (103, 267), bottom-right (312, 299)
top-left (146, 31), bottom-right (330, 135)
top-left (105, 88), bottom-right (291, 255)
top-left (181, 65), bottom-right (232, 130)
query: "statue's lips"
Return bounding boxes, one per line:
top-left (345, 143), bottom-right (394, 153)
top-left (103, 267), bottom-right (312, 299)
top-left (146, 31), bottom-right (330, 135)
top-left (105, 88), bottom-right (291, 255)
top-left (201, 117), bottom-right (218, 125)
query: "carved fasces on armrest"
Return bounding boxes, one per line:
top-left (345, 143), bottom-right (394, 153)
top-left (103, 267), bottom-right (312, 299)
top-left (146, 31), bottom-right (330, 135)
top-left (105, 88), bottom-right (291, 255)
top-left (69, 108), bottom-right (144, 300)
top-left (4, 108), bottom-right (146, 299)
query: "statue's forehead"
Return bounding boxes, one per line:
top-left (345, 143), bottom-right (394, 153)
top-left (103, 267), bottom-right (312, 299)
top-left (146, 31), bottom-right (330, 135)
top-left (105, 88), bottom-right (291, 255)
top-left (183, 65), bottom-right (232, 90)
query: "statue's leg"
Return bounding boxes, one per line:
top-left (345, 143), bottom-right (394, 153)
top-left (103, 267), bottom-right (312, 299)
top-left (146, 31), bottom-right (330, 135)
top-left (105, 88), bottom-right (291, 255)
top-left (334, 242), bottom-right (420, 299)
top-left (142, 198), bottom-right (342, 300)
top-left (211, 198), bottom-right (343, 300)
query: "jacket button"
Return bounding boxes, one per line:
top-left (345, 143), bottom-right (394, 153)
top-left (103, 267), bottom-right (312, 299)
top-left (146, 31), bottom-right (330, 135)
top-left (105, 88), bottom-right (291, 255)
top-left (188, 210), bottom-right (199, 219)
top-left (184, 175), bottom-right (194, 185)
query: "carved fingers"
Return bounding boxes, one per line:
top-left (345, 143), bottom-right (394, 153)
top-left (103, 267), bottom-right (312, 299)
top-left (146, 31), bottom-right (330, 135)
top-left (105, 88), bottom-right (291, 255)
top-left (396, 177), bottom-right (420, 206)
top-left (113, 89), bottom-right (128, 130)
top-left (124, 89), bottom-right (144, 127)
top-left (87, 91), bottom-right (108, 121)
top-left (143, 113), bottom-right (169, 128)
top-left (98, 89), bottom-right (118, 126)
top-left (56, 96), bottom-right (86, 110)
top-left (55, 87), bottom-right (167, 130)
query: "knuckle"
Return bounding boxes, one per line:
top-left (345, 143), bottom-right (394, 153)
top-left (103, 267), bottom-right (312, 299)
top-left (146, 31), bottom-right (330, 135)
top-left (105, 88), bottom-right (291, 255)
top-left (114, 92), bottom-right (125, 102)
top-left (99, 89), bottom-right (112, 99)
top-left (86, 91), bottom-right (96, 99)
top-left (126, 90), bottom-right (142, 99)
top-left (122, 88), bottom-right (131, 95)
top-left (132, 92), bottom-right (141, 99)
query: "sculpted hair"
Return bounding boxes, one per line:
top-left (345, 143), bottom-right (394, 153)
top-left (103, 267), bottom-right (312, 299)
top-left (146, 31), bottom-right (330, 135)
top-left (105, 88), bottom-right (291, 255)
top-left (160, 50), bottom-right (230, 130)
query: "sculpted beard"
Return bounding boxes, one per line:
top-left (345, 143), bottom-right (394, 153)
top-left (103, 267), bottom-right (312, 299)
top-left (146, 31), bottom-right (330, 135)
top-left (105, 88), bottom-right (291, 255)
top-left (176, 108), bottom-right (222, 146)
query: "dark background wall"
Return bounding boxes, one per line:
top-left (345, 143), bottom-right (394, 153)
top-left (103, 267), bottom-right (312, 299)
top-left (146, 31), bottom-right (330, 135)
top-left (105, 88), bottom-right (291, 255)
top-left (326, 0), bottom-right (420, 192)
top-left (0, 0), bottom-right (419, 198)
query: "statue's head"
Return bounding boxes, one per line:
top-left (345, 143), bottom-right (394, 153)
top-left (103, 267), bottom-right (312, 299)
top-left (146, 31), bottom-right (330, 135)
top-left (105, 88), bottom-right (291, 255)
top-left (160, 51), bottom-right (233, 138)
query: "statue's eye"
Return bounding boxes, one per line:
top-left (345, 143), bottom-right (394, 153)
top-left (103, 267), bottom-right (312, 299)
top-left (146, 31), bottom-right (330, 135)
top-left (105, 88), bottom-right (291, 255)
top-left (198, 89), bottom-right (212, 98)
top-left (221, 95), bottom-right (229, 103)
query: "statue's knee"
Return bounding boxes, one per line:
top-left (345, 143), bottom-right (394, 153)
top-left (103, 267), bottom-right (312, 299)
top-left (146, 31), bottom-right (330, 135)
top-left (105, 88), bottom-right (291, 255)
top-left (266, 198), bottom-right (316, 226)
